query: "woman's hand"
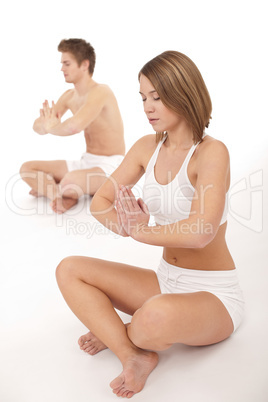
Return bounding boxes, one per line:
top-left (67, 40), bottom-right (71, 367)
top-left (115, 185), bottom-right (150, 238)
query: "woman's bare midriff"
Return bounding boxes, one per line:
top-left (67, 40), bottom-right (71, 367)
top-left (163, 222), bottom-right (236, 271)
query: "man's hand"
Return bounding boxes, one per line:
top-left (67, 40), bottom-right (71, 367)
top-left (115, 185), bottom-right (150, 238)
top-left (42, 100), bottom-right (61, 133)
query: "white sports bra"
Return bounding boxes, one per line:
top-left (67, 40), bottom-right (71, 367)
top-left (143, 136), bottom-right (228, 226)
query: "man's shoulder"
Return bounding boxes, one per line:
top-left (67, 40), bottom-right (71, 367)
top-left (88, 83), bottom-right (113, 97)
top-left (59, 88), bottom-right (75, 102)
top-left (55, 89), bottom-right (74, 111)
top-left (83, 83), bottom-right (116, 108)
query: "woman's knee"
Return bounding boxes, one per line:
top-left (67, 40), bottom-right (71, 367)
top-left (129, 295), bottom-right (170, 350)
top-left (56, 256), bottom-right (98, 287)
top-left (56, 256), bottom-right (79, 285)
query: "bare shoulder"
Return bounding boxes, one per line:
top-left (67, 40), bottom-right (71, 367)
top-left (134, 134), bottom-right (157, 149)
top-left (196, 135), bottom-right (230, 167)
top-left (86, 83), bottom-right (114, 100)
top-left (59, 89), bottom-right (74, 101)
top-left (128, 134), bottom-right (158, 168)
top-left (98, 83), bottom-right (114, 94)
top-left (132, 134), bottom-right (157, 155)
top-left (121, 134), bottom-right (156, 162)
top-left (112, 134), bottom-right (157, 183)
top-left (54, 89), bottom-right (74, 114)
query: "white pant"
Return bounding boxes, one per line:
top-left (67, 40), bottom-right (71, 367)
top-left (156, 258), bottom-right (245, 332)
top-left (66, 152), bottom-right (124, 177)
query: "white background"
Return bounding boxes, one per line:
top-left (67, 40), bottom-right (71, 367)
top-left (1, 1), bottom-right (267, 401)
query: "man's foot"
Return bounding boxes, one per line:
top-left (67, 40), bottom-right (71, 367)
top-left (78, 331), bottom-right (108, 355)
top-left (50, 196), bottom-right (78, 214)
top-left (29, 189), bottom-right (42, 197)
top-left (110, 351), bottom-right (159, 398)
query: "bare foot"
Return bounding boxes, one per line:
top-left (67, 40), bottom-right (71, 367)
top-left (78, 325), bottom-right (131, 356)
top-left (110, 351), bottom-right (159, 398)
top-left (50, 196), bottom-right (78, 214)
top-left (29, 189), bottom-right (42, 197)
top-left (78, 331), bottom-right (108, 356)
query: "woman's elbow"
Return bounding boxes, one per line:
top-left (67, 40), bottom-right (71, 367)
top-left (90, 196), bottom-right (99, 216)
top-left (195, 227), bottom-right (217, 248)
top-left (195, 234), bottom-right (213, 249)
top-left (176, 219), bottom-right (216, 249)
top-left (90, 194), bottom-right (106, 218)
top-left (181, 235), bottom-right (210, 249)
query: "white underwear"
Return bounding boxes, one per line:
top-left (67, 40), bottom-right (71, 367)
top-left (66, 153), bottom-right (124, 177)
top-left (157, 258), bottom-right (245, 332)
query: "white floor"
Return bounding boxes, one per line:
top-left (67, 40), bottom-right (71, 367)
top-left (1, 170), bottom-right (268, 402)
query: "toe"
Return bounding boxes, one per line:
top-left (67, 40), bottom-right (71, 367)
top-left (121, 389), bottom-right (130, 398)
top-left (89, 347), bottom-right (98, 355)
top-left (81, 341), bottom-right (90, 350)
top-left (110, 375), bottom-right (124, 391)
top-left (86, 346), bottom-right (96, 354)
top-left (113, 386), bottom-right (124, 396)
top-left (78, 337), bottom-right (84, 347)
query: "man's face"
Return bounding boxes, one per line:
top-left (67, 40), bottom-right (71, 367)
top-left (60, 52), bottom-right (83, 83)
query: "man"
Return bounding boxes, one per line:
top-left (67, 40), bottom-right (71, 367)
top-left (20, 38), bottom-right (125, 214)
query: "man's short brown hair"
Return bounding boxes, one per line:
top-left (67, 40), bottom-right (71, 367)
top-left (58, 38), bottom-right (96, 75)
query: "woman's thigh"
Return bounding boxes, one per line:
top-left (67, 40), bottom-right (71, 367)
top-left (130, 291), bottom-right (234, 349)
top-left (57, 256), bottom-right (161, 316)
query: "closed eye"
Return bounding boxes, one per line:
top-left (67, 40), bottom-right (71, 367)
top-left (141, 97), bottom-right (160, 102)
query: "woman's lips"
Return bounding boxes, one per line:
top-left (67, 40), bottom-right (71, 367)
top-left (149, 118), bottom-right (159, 124)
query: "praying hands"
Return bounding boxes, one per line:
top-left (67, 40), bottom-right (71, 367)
top-left (116, 185), bottom-right (150, 238)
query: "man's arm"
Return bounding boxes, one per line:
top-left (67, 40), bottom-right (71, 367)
top-left (42, 85), bottom-right (109, 136)
top-left (32, 107), bottom-right (49, 135)
top-left (33, 90), bottom-right (71, 135)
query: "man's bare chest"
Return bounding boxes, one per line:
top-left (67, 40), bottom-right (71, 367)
top-left (68, 93), bottom-right (87, 114)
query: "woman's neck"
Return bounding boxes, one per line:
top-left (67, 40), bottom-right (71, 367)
top-left (165, 124), bottom-right (194, 150)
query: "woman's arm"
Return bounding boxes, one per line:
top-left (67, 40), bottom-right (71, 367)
top-left (90, 135), bottom-right (155, 235)
top-left (118, 140), bottom-right (230, 248)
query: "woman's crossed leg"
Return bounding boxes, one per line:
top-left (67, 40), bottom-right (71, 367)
top-left (56, 256), bottom-right (233, 398)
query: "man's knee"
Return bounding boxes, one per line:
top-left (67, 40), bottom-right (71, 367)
top-left (20, 161), bottom-right (34, 176)
top-left (60, 172), bottom-right (84, 198)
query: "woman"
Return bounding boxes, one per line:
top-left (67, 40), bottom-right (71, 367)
top-left (56, 51), bottom-right (244, 399)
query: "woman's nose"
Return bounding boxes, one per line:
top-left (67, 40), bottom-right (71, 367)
top-left (144, 100), bottom-right (154, 113)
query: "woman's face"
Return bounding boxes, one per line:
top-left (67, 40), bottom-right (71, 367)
top-left (139, 74), bottom-right (181, 133)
